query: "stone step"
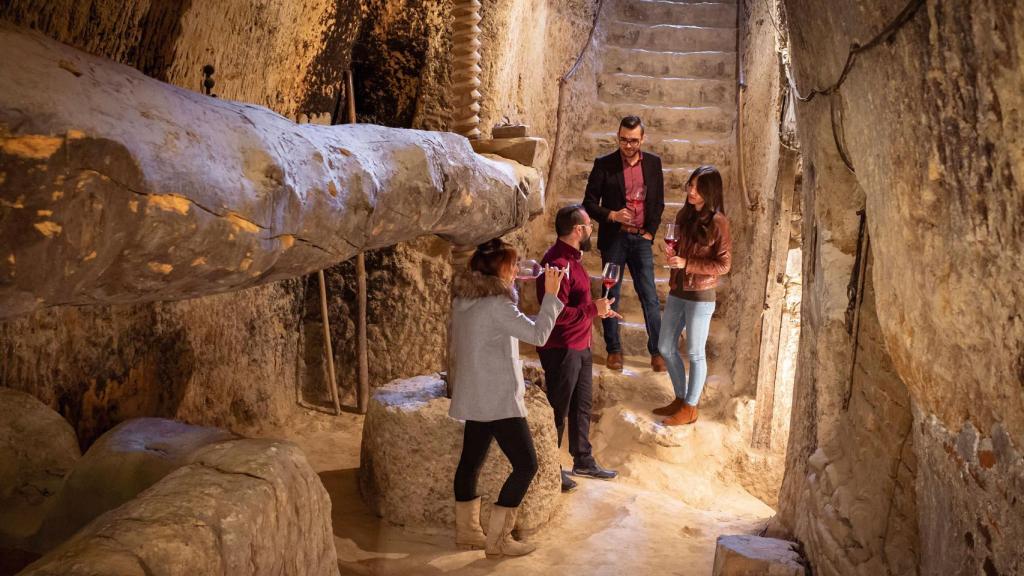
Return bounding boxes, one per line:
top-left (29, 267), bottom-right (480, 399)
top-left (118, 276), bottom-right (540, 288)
top-left (576, 132), bottom-right (732, 167)
top-left (560, 161), bottom-right (702, 197)
top-left (617, 0), bottom-right (737, 28)
top-left (552, 193), bottom-right (689, 218)
top-left (599, 73), bottom-right (736, 107)
top-left (604, 46), bottom-right (735, 80)
top-left (604, 46), bottom-right (735, 79)
top-left (588, 101), bottom-right (734, 138)
top-left (606, 21), bottom-right (736, 53)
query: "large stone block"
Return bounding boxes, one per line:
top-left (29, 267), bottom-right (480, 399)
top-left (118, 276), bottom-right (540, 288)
top-left (0, 388), bottom-right (80, 550)
top-left (33, 418), bottom-right (235, 551)
top-left (21, 436), bottom-right (338, 576)
top-left (712, 535), bottom-right (806, 576)
top-left (359, 375), bottom-right (560, 532)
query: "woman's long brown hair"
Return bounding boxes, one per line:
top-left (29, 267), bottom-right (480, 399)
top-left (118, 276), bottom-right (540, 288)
top-left (676, 165), bottom-right (724, 245)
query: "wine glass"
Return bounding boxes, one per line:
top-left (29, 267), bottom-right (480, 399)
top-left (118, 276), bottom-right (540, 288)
top-left (601, 262), bottom-right (620, 298)
top-left (625, 185), bottom-right (646, 226)
top-left (516, 259), bottom-right (542, 281)
top-left (663, 223), bottom-right (679, 268)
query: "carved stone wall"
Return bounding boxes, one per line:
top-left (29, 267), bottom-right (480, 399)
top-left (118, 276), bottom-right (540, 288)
top-left (776, 1), bottom-right (1023, 575)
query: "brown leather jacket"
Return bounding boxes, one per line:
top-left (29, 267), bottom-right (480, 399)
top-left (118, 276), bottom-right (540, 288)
top-left (669, 211), bottom-right (732, 295)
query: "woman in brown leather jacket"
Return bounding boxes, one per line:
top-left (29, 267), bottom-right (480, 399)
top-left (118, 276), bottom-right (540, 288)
top-left (653, 165), bottom-right (732, 426)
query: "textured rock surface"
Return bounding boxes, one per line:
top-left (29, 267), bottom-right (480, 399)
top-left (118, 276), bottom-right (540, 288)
top-left (358, 375), bottom-right (560, 531)
top-left (32, 418), bottom-right (235, 552)
top-left (712, 535), bottom-right (806, 576)
top-left (21, 435), bottom-right (338, 576)
top-left (776, 1), bottom-right (1023, 575)
top-left (0, 21), bottom-right (542, 319)
top-left (0, 0), bottom-right (594, 452)
top-left (0, 388), bottom-right (80, 550)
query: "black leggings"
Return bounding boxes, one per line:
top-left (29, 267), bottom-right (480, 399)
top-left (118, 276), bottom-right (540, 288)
top-left (453, 417), bottom-right (538, 508)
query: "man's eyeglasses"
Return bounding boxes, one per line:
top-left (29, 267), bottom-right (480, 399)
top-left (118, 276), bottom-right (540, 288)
top-left (618, 137), bottom-right (641, 146)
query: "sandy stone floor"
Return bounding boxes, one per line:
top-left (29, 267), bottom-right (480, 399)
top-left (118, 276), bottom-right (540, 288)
top-left (277, 357), bottom-right (775, 575)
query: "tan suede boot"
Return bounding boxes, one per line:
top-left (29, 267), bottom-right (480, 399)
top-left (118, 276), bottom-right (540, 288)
top-left (652, 397), bottom-right (684, 416)
top-left (454, 497), bottom-right (487, 549)
top-left (485, 505), bottom-right (536, 558)
top-left (662, 403), bottom-right (698, 426)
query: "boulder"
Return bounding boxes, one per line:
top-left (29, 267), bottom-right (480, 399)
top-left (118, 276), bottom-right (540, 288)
top-left (21, 437), bottom-right (338, 576)
top-left (359, 375), bottom-right (560, 532)
top-left (712, 535), bottom-right (806, 576)
top-left (32, 417), bottom-right (234, 551)
top-left (0, 388), bottom-right (80, 549)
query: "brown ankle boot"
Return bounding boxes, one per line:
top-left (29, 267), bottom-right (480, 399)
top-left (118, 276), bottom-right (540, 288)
top-left (606, 352), bottom-right (623, 371)
top-left (652, 398), bottom-right (684, 416)
top-left (662, 403), bottom-right (698, 426)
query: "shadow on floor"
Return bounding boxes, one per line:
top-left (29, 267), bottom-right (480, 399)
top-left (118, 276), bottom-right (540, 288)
top-left (0, 547), bottom-right (40, 576)
top-left (319, 468), bottom-right (507, 576)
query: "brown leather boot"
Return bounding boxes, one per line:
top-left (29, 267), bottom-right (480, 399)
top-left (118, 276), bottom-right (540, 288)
top-left (652, 398), bottom-right (684, 416)
top-left (651, 355), bottom-right (667, 372)
top-left (606, 352), bottom-right (623, 371)
top-left (662, 403), bottom-right (698, 426)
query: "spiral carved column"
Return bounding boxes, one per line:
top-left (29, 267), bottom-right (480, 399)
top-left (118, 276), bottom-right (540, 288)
top-left (451, 0), bottom-right (482, 139)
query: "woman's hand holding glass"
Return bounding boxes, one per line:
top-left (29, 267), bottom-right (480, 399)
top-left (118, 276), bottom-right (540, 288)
top-left (543, 265), bottom-right (566, 295)
top-left (666, 256), bottom-right (687, 269)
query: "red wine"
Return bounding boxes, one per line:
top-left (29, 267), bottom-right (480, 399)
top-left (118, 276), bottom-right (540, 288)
top-left (602, 278), bottom-right (616, 290)
top-left (664, 239), bottom-right (678, 254)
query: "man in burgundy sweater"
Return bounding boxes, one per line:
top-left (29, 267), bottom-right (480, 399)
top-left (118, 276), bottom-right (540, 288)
top-left (536, 205), bottom-right (620, 492)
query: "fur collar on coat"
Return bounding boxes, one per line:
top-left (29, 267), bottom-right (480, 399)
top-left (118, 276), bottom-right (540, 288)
top-left (452, 269), bottom-right (518, 304)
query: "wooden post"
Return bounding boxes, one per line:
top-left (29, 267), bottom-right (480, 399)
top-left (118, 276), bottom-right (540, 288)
top-left (751, 145), bottom-right (799, 450)
top-left (344, 70), bottom-right (370, 415)
top-left (318, 270), bottom-right (341, 415)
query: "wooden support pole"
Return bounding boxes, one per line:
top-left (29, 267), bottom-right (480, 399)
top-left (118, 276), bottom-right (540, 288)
top-left (319, 270), bottom-right (341, 415)
top-left (344, 70), bottom-right (370, 415)
top-left (751, 145), bottom-right (800, 450)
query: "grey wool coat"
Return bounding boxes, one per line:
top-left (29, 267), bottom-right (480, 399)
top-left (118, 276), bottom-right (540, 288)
top-left (448, 270), bottom-right (564, 422)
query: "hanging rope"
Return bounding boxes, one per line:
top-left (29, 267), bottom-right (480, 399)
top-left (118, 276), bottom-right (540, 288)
top-left (544, 0), bottom-right (607, 202)
top-left (766, 0), bottom-right (927, 173)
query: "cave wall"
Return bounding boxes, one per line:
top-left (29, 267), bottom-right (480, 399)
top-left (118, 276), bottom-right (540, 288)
top-left (0, 0), bottom-right (595, 444)
top-left (728, 0), bottom-right (785, 403)
top-left (777, 1), bottom-right (1023, 575)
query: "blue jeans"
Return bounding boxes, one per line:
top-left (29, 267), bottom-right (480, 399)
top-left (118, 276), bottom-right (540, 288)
top-left (658, 295), bottom-right (715, 405)
top-left (601, 233), bottom-right (662, 356)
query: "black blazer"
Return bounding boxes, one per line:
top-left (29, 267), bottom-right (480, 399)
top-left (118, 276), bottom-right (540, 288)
top-left (582, 150), bottom-right (665, 251)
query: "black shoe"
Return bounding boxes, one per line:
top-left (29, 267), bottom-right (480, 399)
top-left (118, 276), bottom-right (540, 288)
top-left (572, 460), bottom-right (618, 480)
top-left (561, 469), bottom-right (578, 493)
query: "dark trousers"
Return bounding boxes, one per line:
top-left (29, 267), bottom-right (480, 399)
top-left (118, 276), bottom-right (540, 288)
top-left (601, 232), bottom-right (662, 356)
top-left (453, 418), bottom-right (538, 508)
top-left (537, 347), bottom-right (594, 466)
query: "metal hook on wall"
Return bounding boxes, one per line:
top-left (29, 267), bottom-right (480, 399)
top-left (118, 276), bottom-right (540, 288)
top-left (201, 64), bottom-right (217, 97)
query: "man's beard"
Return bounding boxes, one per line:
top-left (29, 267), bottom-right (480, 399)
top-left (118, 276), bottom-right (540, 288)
top-left (580, 233), bottom-right (593, 252)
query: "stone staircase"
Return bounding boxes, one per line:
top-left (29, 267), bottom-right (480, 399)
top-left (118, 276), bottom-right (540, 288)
top-left (545, 0), bottom-right (738, 361)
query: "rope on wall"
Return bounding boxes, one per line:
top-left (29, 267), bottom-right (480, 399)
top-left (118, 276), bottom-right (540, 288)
top-left (545, 0), bottom-right (607, 204)
top-left (770, 0), bottom-right (927, 173)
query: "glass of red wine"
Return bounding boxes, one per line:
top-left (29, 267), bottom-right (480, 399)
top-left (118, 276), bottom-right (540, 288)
top-left (516, 259), bottom-right (543, 281)
top-left (601, 262), bottom-right (620, 298)
top-left (663, 223), bottom-right (679, 268)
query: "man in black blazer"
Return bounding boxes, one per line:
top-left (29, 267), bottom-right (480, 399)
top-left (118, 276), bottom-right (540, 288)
top-left (583, 115), bottom-right (666, 372)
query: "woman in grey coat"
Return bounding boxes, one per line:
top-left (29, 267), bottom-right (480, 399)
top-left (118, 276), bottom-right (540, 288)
top-left (449, 238), bottom-right (565, 558)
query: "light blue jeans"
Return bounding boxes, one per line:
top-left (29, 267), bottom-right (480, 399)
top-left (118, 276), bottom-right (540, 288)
top-left (657, 295), bottom-right (716, 405)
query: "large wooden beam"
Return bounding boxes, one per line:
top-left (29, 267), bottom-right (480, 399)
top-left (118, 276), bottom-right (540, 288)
top-left (0, 22), bottom-right (541, 320)
top-left (751, 145), bottom-right (799, 450)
